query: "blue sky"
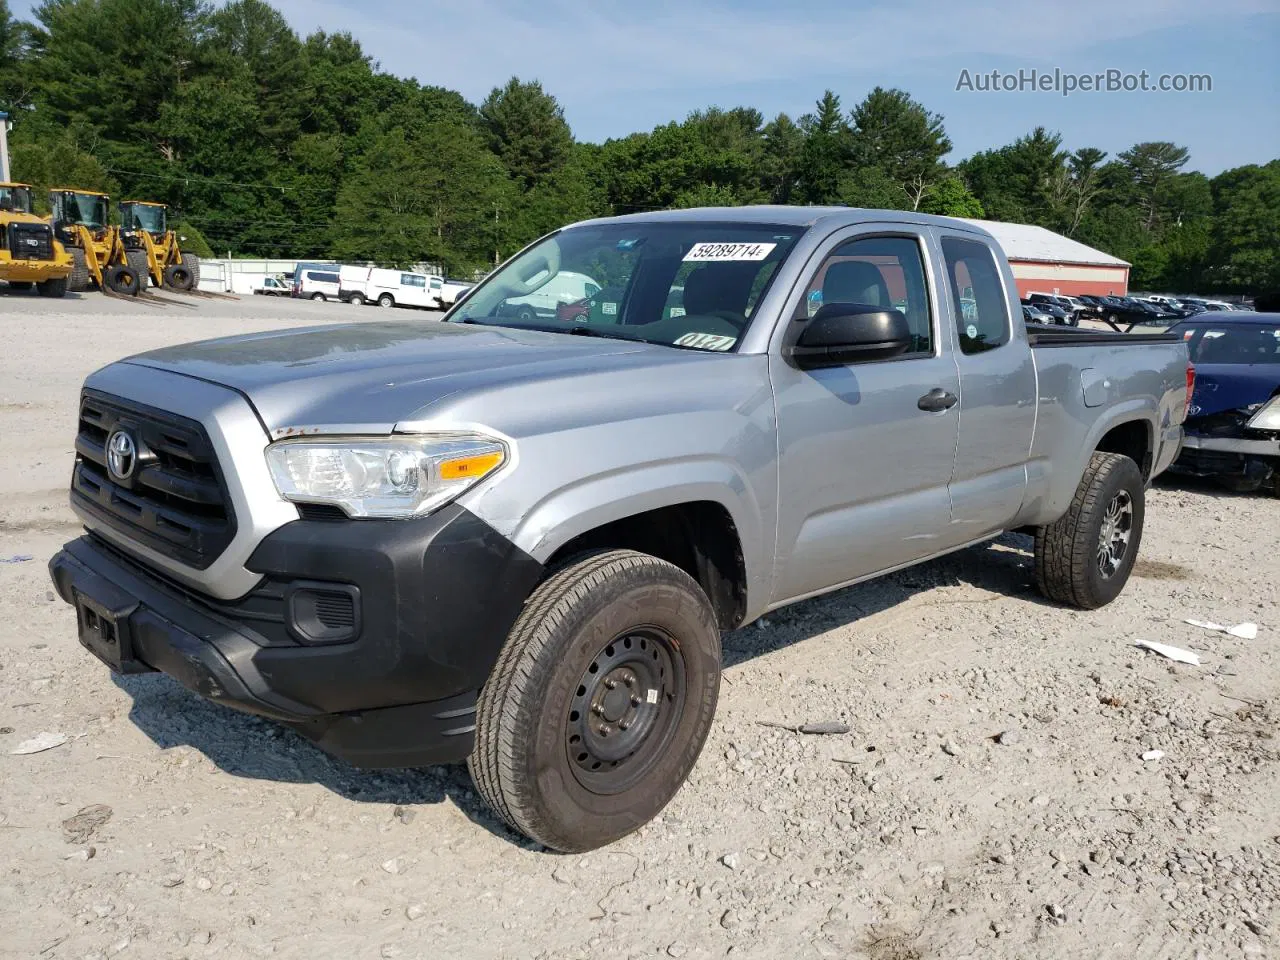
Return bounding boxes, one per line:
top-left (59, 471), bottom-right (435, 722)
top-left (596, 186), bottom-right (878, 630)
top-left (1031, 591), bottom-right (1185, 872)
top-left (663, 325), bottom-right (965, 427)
top-left (17, 0), bottom-right (1280, 174)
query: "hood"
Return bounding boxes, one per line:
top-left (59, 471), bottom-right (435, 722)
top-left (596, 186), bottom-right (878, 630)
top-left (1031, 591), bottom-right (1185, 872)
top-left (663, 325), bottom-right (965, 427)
top-left (1189, 363), bottom-right (1280, 418)
top-left (123, 320), bottom-right (694, 432)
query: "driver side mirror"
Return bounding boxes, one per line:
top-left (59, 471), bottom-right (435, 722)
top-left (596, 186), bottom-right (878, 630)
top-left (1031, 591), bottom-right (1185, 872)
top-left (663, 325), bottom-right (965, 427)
top-left (786, 303), bottom-right (913, 368)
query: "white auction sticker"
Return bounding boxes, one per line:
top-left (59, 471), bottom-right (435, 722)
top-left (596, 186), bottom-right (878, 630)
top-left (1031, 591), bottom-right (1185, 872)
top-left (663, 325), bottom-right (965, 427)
top-left (646, 688), bottom-right (659, 704)
top-left (601, 301), bottom-right (617, 315)
top-left (683, 242), bottom-right (776, 262)
top-left (674, 332), bottom-right (737, 351)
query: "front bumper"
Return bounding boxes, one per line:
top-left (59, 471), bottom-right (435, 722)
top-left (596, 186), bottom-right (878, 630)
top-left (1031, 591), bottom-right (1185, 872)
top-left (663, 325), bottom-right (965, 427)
top-left (1, 258), bottom-right (73, 281)
top-left (1170, 430), bottom-right (1280, 480)
top-left (50, 504), bottom-right (543, 768)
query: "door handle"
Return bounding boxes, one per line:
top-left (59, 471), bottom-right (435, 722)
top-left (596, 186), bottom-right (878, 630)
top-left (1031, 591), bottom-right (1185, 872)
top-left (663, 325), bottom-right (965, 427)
top-left (918, 388), bottom-right (958, 412)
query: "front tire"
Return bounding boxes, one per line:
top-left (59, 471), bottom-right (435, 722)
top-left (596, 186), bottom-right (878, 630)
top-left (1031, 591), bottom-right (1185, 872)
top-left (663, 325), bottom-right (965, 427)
top-left (37, 277), bottom-right (68, 298)
top-left (469, 549), bottom-right (721, 853)
top-left (310, 292), bottom-right (325, 301)
top-left (105, 264), bottom-right (140, 296)
top-left (163, 262), bottom-right (195, 291)
top-left (1035, 451), bottom-right (1145, 609)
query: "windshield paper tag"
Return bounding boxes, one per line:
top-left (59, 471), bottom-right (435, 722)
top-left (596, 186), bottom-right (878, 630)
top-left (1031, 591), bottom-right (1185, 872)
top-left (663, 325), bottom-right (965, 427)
top-left (683, 242), bottom-right (776, 262)
top-left (675, 332), bottom-right (737, 351)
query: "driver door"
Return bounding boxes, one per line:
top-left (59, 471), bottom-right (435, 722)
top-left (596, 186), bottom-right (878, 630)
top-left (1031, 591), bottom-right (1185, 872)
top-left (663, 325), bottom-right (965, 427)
top-left (769, 226), bottom-right (962, 604)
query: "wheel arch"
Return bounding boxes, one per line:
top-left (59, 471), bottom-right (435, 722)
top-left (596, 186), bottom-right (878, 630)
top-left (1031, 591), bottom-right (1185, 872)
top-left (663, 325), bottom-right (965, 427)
top-left (485, 466), bottom-right (765, 630)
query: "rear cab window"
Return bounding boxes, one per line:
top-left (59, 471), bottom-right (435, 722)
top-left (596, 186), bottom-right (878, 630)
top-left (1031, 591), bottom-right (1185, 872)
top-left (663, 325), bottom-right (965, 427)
top-left (942, 237), bottom-right (1010, 354)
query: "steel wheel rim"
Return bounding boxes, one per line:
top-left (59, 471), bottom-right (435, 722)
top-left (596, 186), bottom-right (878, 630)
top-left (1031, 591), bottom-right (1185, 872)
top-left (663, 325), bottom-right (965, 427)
top-left (565, 627), bottom-right (686, 795)
top-left (1097, 489), bottom-right (1133, 578)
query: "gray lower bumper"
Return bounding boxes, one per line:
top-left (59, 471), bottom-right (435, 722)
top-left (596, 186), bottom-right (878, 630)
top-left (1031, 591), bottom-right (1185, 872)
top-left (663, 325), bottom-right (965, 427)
top-left (1181, 434), bottom-right (1280, 456)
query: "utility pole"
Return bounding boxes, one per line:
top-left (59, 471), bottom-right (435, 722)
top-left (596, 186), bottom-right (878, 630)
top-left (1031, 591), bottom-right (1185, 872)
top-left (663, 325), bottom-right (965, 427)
top-left (0, 112), bottom-right (10, 183)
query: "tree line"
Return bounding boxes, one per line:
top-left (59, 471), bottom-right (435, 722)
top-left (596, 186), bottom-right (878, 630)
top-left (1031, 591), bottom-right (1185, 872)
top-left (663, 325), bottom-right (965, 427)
top-left (1, 0), bottom-right (1275, 292)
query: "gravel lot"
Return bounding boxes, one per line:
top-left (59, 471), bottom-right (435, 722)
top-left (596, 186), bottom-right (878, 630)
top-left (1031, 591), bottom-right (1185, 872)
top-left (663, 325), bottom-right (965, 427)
top-left (1, 288), bottom-right (1276, 960)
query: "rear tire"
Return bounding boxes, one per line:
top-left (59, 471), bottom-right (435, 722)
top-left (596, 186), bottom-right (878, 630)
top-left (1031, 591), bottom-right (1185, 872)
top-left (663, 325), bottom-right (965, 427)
top-left (179, 252), bottom-right (200, 287)
top-left (105, 264), bottom-right (140, 296)
top-left (378, 293), bottom-right (394, 308)
top-left (68, 248), bottom-right (90, 292)
top-left (1035, 451), bottom-right (1145, 610)
top-left (37, 277), bottom-right (68, 298)
top-left (126, 250), bottom-right (150, 290)
top-left (349, 293), bottom-right (365, 306)
top-left (469, 549), bottom-right (722, 853)
top-left (310, 292), bottom-right (325, 301)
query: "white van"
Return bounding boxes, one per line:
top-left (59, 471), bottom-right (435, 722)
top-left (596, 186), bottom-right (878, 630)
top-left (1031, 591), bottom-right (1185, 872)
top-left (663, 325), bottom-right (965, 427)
top-left (502, 271), bottom-right (601, 319)
top-left (342, 267), bottom-right (444, 309)
top-left (295, 266), bottom-right (341, 301)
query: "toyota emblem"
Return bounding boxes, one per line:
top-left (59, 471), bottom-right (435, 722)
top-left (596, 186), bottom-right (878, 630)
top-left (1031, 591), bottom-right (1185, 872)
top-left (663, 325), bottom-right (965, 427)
top-left (106, 430), bottom-right (137, 481)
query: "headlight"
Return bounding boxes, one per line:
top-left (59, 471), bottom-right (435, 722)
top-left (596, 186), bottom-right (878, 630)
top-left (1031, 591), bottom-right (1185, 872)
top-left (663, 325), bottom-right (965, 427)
top-left (265, 434), bottom-right (507, 518)
top-left (1246, 396), bottom-right (1280, 432)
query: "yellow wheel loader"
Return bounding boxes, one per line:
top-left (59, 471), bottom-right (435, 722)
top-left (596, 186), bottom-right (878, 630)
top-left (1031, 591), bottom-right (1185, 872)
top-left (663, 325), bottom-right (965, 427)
top-left (0, 182), bottom-right (74, 297)
top-left (119, 200), bottom-right (200, 291)
top-left (50, 188), bottom-right (142, 296)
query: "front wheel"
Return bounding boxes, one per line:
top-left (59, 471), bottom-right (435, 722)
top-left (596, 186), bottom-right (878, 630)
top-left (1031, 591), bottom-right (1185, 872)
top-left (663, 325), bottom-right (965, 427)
top-left (469, 549), bottom-right (721, 853)
top-left (37, 277), bottom-right (68, 298)
top-left (1035, 451), bottom-right (1145, 609)
top-left (310, 292), bottom-right (326, 301)
top-left (163, 262), bottom-right (195, 291)
top-left (106, 264), bottom-right (140, 296)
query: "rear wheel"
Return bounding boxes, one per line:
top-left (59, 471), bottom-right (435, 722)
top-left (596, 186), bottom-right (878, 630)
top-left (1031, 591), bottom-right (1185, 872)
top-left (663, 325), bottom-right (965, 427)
top-left (163, 261), bottom-right (195, 291)
top-left (126, 250), bottom-right (150, 290)
top-left (349, 293), bottom-right (365, 306)
top-left (469, 549), bottom-right (721, 852)
top-left (106, 264), bottom-right (140, 296)
top-left (1035, 451), bottom-right (1145, 609)
top-left (68, 248), bottom-right (90, 291)
top-left (310, 292), bottom-right (325, 301)
top-left (179, 252), bottom-right (200, 287)
top-left (37, 277), bottom-right (69, 298)
top-left (378, 293), bottom-right (394, 308)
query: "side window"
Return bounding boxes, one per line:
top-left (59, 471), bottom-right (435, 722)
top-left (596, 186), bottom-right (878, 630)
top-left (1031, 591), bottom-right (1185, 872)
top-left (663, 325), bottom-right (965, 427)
top-left (943, 237), bottom-right (1010, 354)
top-left (798, 235), bottom-right (933, 357)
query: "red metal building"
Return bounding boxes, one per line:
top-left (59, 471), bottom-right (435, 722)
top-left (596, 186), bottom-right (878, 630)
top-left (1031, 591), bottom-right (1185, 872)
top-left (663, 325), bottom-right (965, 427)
top-left (961, 218), bottom-right (1130, 297)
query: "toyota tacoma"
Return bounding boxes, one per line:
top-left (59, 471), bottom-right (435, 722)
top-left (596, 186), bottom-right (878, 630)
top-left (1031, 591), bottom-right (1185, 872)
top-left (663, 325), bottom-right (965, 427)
top-left (51, 208), bottom-right (1191, 852)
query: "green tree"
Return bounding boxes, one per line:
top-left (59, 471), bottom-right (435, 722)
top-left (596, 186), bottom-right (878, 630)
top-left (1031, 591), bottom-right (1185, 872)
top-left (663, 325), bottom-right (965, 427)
top-left (960, 127), bottom-right (1065, 224)
top-left (1208, 161), bottom-right (1280, 291)
top-left (0, 0), bottom-right (35, 112)
top-left (795, 90), bottom-right (849, 204)
top-left (919, 175), bottom-right (984, 217)
top-left (1118, 141), bottom-right (1191, 232)
top-left (759, 112), bottom-right (803, 203)
top-left (479, 77), bottom-right (573, 190)
top-left (849, 87), bottom-right (951, 209)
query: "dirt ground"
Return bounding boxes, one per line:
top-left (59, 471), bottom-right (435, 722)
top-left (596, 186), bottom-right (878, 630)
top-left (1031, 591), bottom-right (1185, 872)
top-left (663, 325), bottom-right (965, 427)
top-left (1, 288), bottom-right (1276, 960)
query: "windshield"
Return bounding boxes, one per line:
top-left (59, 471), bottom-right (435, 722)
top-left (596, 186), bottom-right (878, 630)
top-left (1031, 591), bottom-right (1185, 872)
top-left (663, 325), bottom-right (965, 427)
top-left (122, 203), bottom-right (166, 233)
top-left (63, 193), bottom-right (108, 228)
top-left (0, 185), bottom-right (32, 214)
top-left (448, 222), bottom-right (806, 352)
top-left (1179, 325), bottom-right (1280, 364)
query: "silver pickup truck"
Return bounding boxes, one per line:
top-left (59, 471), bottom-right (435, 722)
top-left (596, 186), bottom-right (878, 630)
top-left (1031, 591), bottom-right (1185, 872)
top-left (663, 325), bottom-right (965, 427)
top-left (50, 207), bottom-right (1191, 852)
